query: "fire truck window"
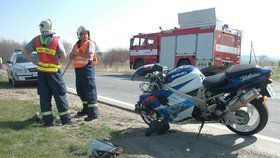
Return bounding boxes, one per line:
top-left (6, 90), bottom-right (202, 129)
top-left (133, 37), bottom-right (140, 46)
top-left (140, 38), bottom-right (146, 46)
top-left (147, 37), bottom-right (154, 45)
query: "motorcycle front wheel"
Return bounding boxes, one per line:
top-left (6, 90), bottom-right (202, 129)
top-left (136, 102), bottom-right (162, 125)
top-left (226, 99), bottom-right (269, 136)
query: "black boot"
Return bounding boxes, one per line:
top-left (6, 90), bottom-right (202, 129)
top-left (77, 110), bottom-right (86, 116)
top-left (84, 115), bottom-right (98, 122)
top-left (77, 104), bottom-right (87, 116)
top-left (84, 108), bottom-right (99, 122)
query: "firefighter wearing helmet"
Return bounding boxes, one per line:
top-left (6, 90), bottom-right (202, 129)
top-left (70, 26), bottom-right (99, 121)
top-left (23, 19), bottom-right (71, 126)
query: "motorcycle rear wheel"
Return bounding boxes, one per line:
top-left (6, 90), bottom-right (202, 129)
top-left (226, 99), bottom-right (268, 136)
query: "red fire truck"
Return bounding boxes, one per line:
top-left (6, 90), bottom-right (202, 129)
top-left (129, 8), bottom-right (242, 72)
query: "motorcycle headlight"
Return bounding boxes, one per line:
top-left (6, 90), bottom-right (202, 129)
top-left (14, 67), bottom-right (27, 73)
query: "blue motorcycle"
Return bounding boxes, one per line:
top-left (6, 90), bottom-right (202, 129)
top-left (132, 64), bottom-right (273, 136)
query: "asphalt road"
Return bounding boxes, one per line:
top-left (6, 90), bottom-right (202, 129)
top-left (63, 69), bottom-right (280, 140)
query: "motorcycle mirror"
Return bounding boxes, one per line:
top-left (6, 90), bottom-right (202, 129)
top-left (131, 66), bottom-right (144, 81)
top-left (131, 71), bottom-right (136, 81)
top-left (131, 64), bottom-right (152, 81)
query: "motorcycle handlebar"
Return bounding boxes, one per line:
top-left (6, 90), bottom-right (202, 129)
top-left (131, 63), bottom-right (166, 81)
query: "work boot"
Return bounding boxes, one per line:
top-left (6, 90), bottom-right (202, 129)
top-left (84, 108), bottom-right (99, 121)
top-left (77, 105), bottom-right (87, 116)
top-left (43, 122), bottom-right (54, 127)
top-left (77, 110), bottom-right (86, 116)
top-left (84, 115), bottom-right (98, 122)
top-left (62, 120), bottom-right (72, 125)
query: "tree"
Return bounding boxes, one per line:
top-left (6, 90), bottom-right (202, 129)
top-left (0, 38), bottom-right (22, 63)
top-left (258, 55), bottom-right (269, 66)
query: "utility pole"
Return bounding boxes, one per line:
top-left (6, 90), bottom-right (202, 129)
top-left (249, 41), bottom-right (257, 64)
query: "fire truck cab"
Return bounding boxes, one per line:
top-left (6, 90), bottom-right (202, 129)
top-left (129, 8), bottom-right (242, 71)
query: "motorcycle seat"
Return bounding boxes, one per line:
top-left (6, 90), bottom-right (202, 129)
top-left (203, 73), bottom-right (228, 89)
top-left (225, 64), bottom-right (259, 78)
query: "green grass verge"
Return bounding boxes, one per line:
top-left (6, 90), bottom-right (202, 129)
top-left (0, 99), bottom-right (135, 158)
top-left (0, 73), bottom-right (9, 85)
top-left (271, 67), bottom-right (280, 81)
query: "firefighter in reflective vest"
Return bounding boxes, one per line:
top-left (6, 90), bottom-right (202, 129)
top-left (70, 26), bottom-right (99, 121)
top-left (23, 19), bottom-right (71, 126)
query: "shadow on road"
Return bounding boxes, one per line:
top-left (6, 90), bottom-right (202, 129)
top-left (111, 127), bottom-right (258, 158)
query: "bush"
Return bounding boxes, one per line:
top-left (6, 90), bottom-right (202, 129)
top-left (94, 48), bottom-right (131, 72)
top-left (101, 48), bottom-right (129, 66)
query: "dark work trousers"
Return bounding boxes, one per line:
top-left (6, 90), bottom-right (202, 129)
top-left (38, 69), bottom-right (71, 125)
top-left (75, 61), bottom-right (98, 117)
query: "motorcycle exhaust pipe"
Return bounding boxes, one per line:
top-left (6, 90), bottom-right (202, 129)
top-left (227, 89), bottom-right (259, 112)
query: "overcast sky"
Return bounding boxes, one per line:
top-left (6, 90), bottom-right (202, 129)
top-left (0, 0), bottom-right (279, 56)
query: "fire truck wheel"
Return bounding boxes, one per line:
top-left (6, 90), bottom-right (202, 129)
top-left (134, 60), bottom-right (144, 69)
top-left (177, 59), bottom-right (191, 67)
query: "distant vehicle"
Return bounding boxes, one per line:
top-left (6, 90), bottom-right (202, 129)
top-left (7, 49), bottom-right (38, 86)
top-left (129, 8), bottom-right (242, 74)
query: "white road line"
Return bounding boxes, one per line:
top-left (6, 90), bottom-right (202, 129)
top-left (67, 87), bottom-right (135, 110)
top-left (67, 86), bottom-right (280, 144)
top-left (98, 95), bottom-right (135, 110)
top-left (207, 123), bottom-right (280, 144)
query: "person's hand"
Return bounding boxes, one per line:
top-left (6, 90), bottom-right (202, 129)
top-left (69, 53), bottom-right (75, 60)
top-left (69, 50), bottom-right (80, 59)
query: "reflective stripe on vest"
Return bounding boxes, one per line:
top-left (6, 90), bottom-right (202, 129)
top-left (34, 35), bottom-right (59, 73)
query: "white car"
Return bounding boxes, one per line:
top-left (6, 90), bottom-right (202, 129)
top-left (7, 50), bottom-right (38, 86)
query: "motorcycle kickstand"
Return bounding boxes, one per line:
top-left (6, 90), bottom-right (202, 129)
top-left (196, 120), bottom-right (205, 137)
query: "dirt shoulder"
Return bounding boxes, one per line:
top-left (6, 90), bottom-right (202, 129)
top-left (0, 85), bottom-right (278, 158)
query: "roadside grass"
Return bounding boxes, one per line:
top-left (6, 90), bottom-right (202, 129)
top-left (0, 99), bottom-right (136, 158)
top-left (0, 72), bottom-right (8, 85)
top-left (95, 62), bottom-right (133, 74)
top-left (60, 60), bottom-right (133, 74)
top-left (0, 75), bottom-right (135, 158)
top-left (271, 67), bottom-right (280, 81)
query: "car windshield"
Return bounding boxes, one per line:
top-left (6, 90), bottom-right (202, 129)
top-left (16, 53), bottom-right (38, 63)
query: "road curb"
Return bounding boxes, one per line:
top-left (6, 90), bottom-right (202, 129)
top-left (66, 87), bottom-right (135, 112)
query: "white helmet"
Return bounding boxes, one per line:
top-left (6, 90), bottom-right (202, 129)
top-left (77, 26), bottom-right (90, 39)
top-left (87, 139), bottom-right (122, 158)
top-left (39, 19), bottom-right (55, 36)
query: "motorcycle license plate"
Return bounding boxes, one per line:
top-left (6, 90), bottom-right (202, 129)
top-left (266, 84), bottom-right (275, 97)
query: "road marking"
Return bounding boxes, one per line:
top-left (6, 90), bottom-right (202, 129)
top-left (207, 124), bottom-right (280, 144)
top-left (98, 95), bottom-right (135, 110)
top-left (67, 87), bottom-right (135, 110)
top-left (67, 86), bottom-right (280, 144)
